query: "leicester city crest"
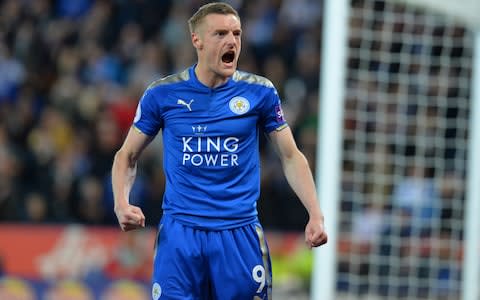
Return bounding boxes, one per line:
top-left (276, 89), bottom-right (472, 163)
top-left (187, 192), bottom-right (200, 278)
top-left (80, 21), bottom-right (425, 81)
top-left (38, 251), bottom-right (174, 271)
top-left (229, 96), bottom-right (250, 115)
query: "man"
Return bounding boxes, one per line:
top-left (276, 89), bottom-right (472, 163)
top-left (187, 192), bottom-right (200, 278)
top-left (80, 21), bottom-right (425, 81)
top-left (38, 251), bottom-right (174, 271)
top-left (112, 2), bottom-right (327, 299)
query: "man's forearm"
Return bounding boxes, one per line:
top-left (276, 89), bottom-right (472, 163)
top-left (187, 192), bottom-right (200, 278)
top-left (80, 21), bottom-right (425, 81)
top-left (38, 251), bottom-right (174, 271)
top-left (112, 149), bottom-right (137, 210)
top-left (282, 151), bottom-right (324, 220)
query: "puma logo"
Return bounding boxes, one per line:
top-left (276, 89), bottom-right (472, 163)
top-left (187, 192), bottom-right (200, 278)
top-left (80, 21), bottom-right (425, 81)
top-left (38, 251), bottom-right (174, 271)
top-left (177, 99), bottom-right (194, 111)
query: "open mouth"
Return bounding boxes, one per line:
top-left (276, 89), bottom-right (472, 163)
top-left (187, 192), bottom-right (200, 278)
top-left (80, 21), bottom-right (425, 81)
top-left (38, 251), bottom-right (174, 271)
top-left (221, 51), bottom-right (235, 64)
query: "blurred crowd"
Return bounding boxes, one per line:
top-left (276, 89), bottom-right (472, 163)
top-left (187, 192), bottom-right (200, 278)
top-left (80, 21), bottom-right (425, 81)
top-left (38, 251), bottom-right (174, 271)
top-left (0, 0), bottom-right (323, 229)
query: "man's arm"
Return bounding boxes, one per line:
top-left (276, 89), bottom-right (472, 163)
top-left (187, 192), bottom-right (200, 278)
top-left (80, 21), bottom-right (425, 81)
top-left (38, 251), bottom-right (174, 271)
top-left (268, 127), bottom-right (328, 248)
top-left (112, 127), bottom-right (154, 231)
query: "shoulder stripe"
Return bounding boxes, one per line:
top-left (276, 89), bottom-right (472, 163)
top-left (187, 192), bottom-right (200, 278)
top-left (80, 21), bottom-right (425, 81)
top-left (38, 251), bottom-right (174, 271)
top-left (232, 71), bottom-right (274, 88)
top-left (147, 69), bottom-right (190, 89)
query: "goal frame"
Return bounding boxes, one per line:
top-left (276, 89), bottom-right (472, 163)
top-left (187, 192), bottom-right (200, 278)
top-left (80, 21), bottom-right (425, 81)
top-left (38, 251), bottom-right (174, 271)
top-left (313, 1), bottom-right (480, 300)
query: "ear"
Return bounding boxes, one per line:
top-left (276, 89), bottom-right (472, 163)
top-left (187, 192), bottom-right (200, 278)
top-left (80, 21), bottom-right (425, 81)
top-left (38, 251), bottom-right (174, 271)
top-left (191, 32), bottom-right (203, 50)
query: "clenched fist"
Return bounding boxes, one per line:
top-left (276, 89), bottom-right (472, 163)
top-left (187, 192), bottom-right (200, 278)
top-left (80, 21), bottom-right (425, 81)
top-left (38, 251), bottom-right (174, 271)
top-left (305, 217), bottom-right (328, 249)
top-left (114, 204), bottom-right (146, 231)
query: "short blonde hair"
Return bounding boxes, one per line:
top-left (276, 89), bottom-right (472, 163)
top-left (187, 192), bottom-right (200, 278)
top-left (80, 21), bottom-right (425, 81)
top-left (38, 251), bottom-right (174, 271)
top-left (188, 2), bottom-right (240, 33)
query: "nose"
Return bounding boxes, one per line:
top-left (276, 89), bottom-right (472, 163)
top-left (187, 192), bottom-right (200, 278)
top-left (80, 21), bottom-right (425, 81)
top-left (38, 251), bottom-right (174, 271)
top-left (226, 31), bottom-right (236, 46)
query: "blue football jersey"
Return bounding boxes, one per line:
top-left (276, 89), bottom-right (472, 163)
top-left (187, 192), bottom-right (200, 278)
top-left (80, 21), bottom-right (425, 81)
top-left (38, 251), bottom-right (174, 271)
top-left (133, 65), bottom-right (288, 229)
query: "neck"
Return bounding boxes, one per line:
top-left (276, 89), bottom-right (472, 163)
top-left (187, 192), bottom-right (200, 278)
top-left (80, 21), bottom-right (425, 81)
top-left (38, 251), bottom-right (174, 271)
top-left (194, 63), bottom-right (229, 88)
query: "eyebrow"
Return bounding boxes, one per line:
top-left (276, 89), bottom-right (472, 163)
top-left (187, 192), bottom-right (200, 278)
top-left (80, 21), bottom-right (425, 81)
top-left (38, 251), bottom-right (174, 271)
top-left (214, 28), bottom-right (242, 34)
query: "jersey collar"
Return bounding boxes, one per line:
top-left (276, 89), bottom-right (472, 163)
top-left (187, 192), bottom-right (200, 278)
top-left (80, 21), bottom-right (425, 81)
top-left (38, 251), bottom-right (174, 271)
top-left (188, 64), bottom-right (236, 91)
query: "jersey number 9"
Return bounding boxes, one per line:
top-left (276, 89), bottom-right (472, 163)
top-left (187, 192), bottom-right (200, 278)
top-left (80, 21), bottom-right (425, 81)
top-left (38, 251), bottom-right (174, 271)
top-left (252, 265), bottom-right (266, 293)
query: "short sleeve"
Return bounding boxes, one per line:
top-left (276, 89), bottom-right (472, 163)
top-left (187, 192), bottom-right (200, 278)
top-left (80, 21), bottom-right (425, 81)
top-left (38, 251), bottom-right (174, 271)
top-left (260, 86), bottom-right (288, 133)
top-left (133, 89), bottom-right (163, 136)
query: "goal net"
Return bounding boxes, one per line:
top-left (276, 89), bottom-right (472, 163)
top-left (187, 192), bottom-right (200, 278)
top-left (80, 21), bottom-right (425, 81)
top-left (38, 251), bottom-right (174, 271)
top-left (335, 0), bottom-right (475, 299)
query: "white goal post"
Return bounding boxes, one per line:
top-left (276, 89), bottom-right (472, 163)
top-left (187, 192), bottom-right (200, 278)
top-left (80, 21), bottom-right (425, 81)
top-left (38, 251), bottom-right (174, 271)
top-left (463, 31), bottom-right (480, 300)
top-left (313, 0), bottom-right (480, 299)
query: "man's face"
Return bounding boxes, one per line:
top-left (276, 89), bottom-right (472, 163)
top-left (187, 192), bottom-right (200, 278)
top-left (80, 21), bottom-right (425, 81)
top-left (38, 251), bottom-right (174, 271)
top-left (193, 13), bottom-right (242, 79)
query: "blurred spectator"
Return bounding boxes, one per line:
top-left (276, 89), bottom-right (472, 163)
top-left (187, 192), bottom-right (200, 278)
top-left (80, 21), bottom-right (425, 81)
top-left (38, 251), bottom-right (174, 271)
top-left (56, 0), bottom-right (93, 20)
top-left (21, 191), bottom-right (51, 223)
top-left (0, 124), bottom-right (23, 221)
top-left (279, 0), bottom-right (322, 31)
top-left (76, 176), bottom-right (105, 225)
top-left (437, 169), bottom-right (464, 237)
top-left (391, 165), bottom-right (441, 236)
top-left (351, 202), bottom-right (385, 246)
top-left (90, 110), bottom-right (122, 178)
top-left (0, 44), bottom-right (25, 103)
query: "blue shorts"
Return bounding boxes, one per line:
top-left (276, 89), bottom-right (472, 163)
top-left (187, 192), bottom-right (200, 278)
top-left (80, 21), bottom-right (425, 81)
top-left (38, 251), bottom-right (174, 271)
top-left (150, 214), bottom-right (272, 300)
